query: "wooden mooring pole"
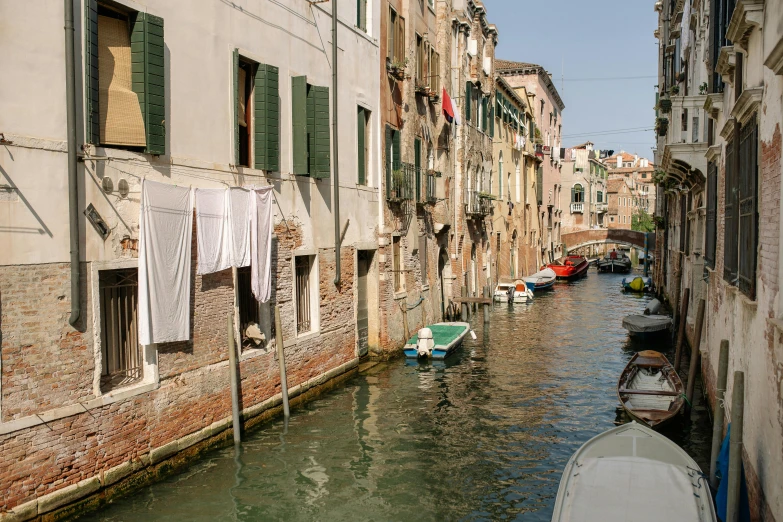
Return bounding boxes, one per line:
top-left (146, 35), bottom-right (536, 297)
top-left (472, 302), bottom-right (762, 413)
top-left (274, 305), bottom-right (290, 418)
top-left (227, 311), bottom-right (241, 444)
top-left (685, 298), bottom-right (706, 414)
top-left (482, 286), bottom-right (490, 324)
top-left (673, 288), bottom-right (690, 372)
top-left (709, 339), bottom-right (730, 489)
top-left (726, 371), bottom-right (745, 522)
top-left (460, 286), bottom-right (468, 322)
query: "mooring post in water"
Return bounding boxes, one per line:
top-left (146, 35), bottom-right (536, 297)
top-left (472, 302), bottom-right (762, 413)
top-left (673, 288), bottom-right (691, 372)
top-left (727, 370), bottom-right (745, 522)
top-left (709, 339), bottom-right (730, 489)
top-left (227, 311), bottom-right (241, 444)
top-left (685, 298), bottom-right (706, 413)
top-left (400, 301), bottom-right (410, 342)
top-left (483, 286), bottom-right (490, 324)
top-left (274, 305), bottom-right (290, 418)
top-left (643, 232), bottom-right (649, 277)
top-left (461, 286), bottom-right (468, 322)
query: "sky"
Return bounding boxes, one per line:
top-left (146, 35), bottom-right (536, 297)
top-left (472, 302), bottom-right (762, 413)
top-left (488, 0), bottom-right (658, 159)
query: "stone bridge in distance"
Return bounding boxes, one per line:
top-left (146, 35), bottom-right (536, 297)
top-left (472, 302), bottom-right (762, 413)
top-left (561, 229), bottom-right (653, 253)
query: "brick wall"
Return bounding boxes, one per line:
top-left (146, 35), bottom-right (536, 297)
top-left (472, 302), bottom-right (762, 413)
top-left (0, 219), bottom-right (358, 513)
top-left (759, 123), bottom-right (781, 306)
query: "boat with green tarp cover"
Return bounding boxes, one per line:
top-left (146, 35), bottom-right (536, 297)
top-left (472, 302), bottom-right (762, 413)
top-left (403, 322), bottom-right (471, 359)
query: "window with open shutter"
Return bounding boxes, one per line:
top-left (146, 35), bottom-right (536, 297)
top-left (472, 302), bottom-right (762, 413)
top-left (357, 106), bottom-right (368, 185)
top-left (465, 82), bottom-right (472, 120)
top-left (396, 16), bottom-right (405, 64)
top-left (292, 76), bottom-right (308, 175)
top-left (308, 85), bottom-right (331, 178)
top-left (86, 4), bottom-right (166, 155)
top-left (414, 138), bottom-right (422, 201)
top-left (704, 162), bottom-right (718, 268)
top-left (357, 0), bottom-right (367, 33)
top-left (724, 134), bottom-right (739, 282)
top-left (254, 64), bottom-right (280, 172)
top-left (738, 117), bottom-right (758, 298)
top-left (385, 126), bottom-right (393, 199)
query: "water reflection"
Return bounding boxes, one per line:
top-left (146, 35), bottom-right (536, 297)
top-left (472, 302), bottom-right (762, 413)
top-left (84, 273), bottom-right (711, 522)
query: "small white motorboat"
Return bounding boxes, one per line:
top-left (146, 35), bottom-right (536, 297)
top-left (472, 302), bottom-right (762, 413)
top-left (551, 422), bottom-right (717, 522)
top-left (493, 281), bottom-right (533, 303)
top-left (402, 322), bottom-right (471, 360)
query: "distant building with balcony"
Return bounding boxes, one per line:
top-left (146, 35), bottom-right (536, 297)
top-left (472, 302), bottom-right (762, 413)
top-left (496, 60), bottom-right (565, 263)
top-left (561, 148), bottom-right (608, 236)
top-left (604, 151), bottom-right (656, 216)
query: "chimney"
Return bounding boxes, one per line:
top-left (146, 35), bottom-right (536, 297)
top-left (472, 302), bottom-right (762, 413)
top-left (617, 155), bottom-right (622, 168)
top-left (634, 154), bottom-right (638, 165)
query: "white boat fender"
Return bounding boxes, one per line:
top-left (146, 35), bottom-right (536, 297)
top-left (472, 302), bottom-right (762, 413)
top-left (644, 298), bottom-right (662, 315)
top-left (469, 330), bottom-right (477, 340)
top-left (416, 327), bottom-right (434, 358)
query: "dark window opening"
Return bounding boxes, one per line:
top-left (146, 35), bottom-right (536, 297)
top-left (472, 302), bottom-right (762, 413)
top-left (99, 268), bottom-right (142, 392)
top-left (237, 59), bottom-right (255, 167)
top-left (295, 256), bottom-right (313, 334)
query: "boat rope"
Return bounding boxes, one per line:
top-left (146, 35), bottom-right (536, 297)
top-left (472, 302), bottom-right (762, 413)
top-left (399, 296), bottom-right (425, 311)
top-left (680, 393), bottom-right (693, 408)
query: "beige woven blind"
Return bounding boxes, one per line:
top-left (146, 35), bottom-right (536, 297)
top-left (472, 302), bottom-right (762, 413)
top-left (98, 15), bottom-right (146, 147)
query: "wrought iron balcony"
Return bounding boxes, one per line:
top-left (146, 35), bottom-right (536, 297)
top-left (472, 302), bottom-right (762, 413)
top-left (465, 189), bottom-right (492, 217)
top-left (387, 162), bottom-right (415, 202)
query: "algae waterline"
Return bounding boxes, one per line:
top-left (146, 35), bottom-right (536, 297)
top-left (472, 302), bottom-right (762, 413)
top-left (81, 273), bottom-right (712, 521)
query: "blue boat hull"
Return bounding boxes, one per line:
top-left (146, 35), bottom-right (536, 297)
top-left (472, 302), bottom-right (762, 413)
top-left (403, 343), bottom-right (462, 360)
top-left (526, 279), bottom-right (555, 292)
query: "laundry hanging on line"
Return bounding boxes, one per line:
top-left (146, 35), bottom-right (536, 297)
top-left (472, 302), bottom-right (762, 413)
top-left (251, 186), bottom-right (274, 303)
top-left (138, 179), bottom-right (194, 345)
top-left (194, 187), bottom-right (252, 275)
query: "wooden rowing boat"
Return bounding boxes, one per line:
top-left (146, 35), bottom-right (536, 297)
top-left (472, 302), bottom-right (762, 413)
top-left (617, 350), bottom-right (684, 429)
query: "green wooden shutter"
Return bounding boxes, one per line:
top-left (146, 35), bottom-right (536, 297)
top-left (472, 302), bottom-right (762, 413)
top-left (357, 0), bottom-right (367, 32)
top-left (385, 126), bottom-right (393, 199)
top-left (85, 0), bottom-right (99, 144)
top-left (134, 13), bottom-right (165, 155)
top-left (465, 82), bottom-right (472, 120)
top-left (308, 85), bottom-right (330, 179)
top-left (482, 97), bottom-right (488, 131)
top-left (490, 104), bottom-right (495, 137)
top-left (414, 138), bottom-right (421, 201)
top-left (357, 107), bottom-right (366, 185)
top-left (255, 64), bottom-right (280, 171)
top-left (392, 127), bottom-right (400, 167)
top-left (292, 76), bottom-right (308, 175)
top-left (232, 49), bottom-right (239, 164)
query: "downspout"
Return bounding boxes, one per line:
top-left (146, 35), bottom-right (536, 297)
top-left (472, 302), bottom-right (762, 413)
top-left (332, 0), bottom-right (341, 285)
top-left (65, 0), bottom-right (81, 326)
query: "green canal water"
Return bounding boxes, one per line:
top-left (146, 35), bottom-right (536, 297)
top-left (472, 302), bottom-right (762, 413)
top-left (83, 272), bottom-right (713, 521)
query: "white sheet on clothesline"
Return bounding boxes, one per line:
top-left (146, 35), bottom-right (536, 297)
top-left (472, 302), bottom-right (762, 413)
top-left (228, 187), bottom-right (251, 268)
top-left (138, 179), bottom-right (194, 345)
top-left (251, 186), bottom-right (274, 303)
top-left (195, 188), bottom-right (230, 275)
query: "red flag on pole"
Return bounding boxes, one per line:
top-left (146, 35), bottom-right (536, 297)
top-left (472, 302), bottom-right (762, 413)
top-left (442, 88), bottom-right (455, 124)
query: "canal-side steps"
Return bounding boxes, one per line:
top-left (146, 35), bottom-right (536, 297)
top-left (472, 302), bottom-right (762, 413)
top-left (551, 422), bottom-right (717, 522)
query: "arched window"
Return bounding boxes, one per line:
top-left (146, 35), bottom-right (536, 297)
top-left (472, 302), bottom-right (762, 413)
top-left (572, 183), bottom-right (584, 203)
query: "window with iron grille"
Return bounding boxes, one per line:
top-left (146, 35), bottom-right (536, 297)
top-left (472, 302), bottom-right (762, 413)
top-left (705, 161), bottom-right (718, 268)
top-left (295, 256), bottom-right (313, 334)
top-left (99, 268), bottom-right (142, 391)
top-left (724, 134), bottom-right (739, 282)
top-left (237, 266), bottom-right (263, 348)
top-left (738, 117), bottom-right (758, 299)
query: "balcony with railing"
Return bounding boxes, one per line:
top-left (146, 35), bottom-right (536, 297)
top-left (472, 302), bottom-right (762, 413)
top-left (596, 202), bottom-right (608, 213)
top-left (570, 202), bottom-right (584, 213)
top-left (465, 189), bottom-right (492, 217)
top-left (387, 162), bottom-right (415, 202)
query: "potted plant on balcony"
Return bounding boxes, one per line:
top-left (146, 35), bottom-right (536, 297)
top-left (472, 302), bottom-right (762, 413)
top-left (676, 72), bottom-right (686, 83)
top-left (658, 98), bottom-right (672, 113)
top-left (655, 117), bottom-right (669, 136)
top-left (653, 215), bottom-right (666, 229)
top-left (699, 82), bottom-right (708, 95)
top-left (387, 57), bottom-right (408, 81)
top-left (390, 168), bottom-right (406, 200)
top-left (669, 84), bottom-right (680, 96)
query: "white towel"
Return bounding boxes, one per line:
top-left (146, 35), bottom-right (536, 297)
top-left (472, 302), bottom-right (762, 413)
top-left (228, 187), bottom-right (251, 267)
top-left (195, 188), bottom-right (230, 275)
top-left (138, 179), bottom-right (194, 345)
top-left (251, 186), bottom-right (274, 302)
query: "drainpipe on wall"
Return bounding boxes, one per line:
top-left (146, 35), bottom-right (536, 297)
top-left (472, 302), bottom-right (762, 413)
top-left (65, 0), bottom-right (81, 326)
top-left (332, 0), bottom-right (341, 285)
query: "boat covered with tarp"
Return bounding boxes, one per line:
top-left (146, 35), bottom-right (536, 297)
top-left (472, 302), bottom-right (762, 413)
top-left (622, 314), bottom-right (672, 336)
top-left (597, 253), bottom-right (632, 273)
top-left (403, 322), bottom-right (471, 360)
top-left (622, 276), bottom-right (652, 292)
top-left (551, 422), bottom-right (717, 522)
top-left (524, 268), bottom-right (557, 292)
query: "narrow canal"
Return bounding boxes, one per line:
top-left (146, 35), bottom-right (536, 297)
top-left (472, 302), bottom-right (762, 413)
top-left (85, 271), bottom-right (713, 521)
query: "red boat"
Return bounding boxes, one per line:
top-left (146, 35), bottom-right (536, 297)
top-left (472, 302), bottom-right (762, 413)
top-left (546, 256), bottom-right (590, 280)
